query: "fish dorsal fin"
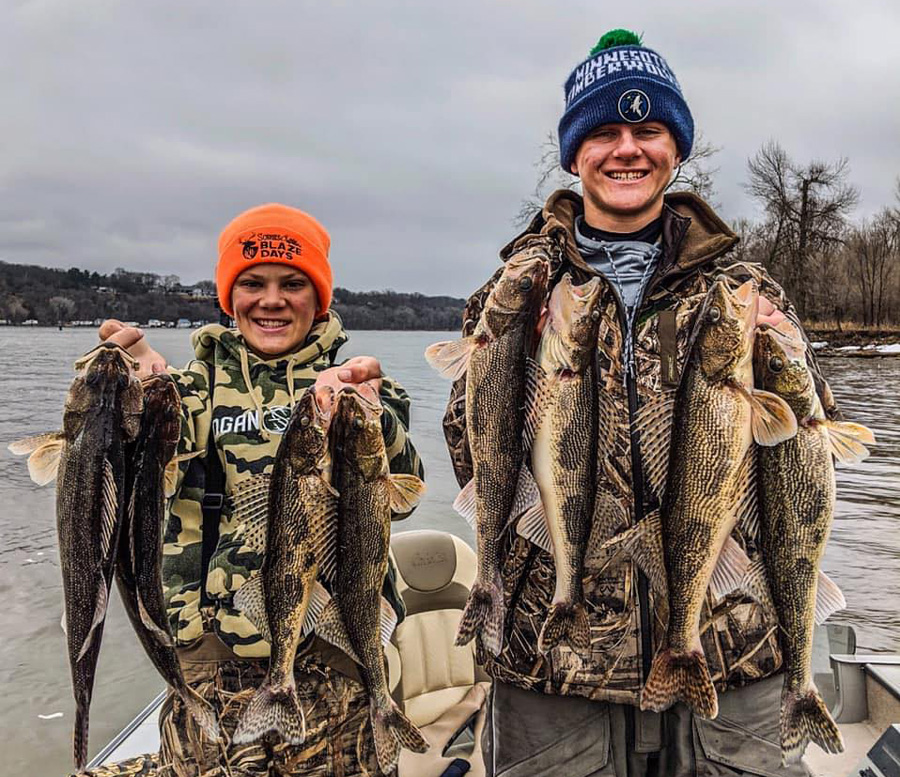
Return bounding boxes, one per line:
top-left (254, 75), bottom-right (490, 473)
top-left (709, 536), bottom-right (752, 600)
top-left (743, 387), bottom-right (798, 446)
top-left (233, 574), bottom-right (272, 643)
top-left (600, 511), bottom-right (667, 597)
top-left (424, 337), bottom-right (477, 381)
top-left (823, 420), bottom-right (875, 464)
top-left (100, 458), bottom-right (118, 560)
top-left (380, 597), bottom-right (398, 646)
top-left (230, 474), bottom-right (271, 554)
top-left (738, 558), bottom-right (776, 612)
top-left (523, 358), bottom-right (551, 451)
top-left (731, 449), bottom-right (760, 540)
top-left (453, 478), bottom-right (477, 529)
top-left (634, 391), bottom-right (676, 500)
top-left (9, 433), bottom-right (66, 485)
top-left (597, 390), bottom-right (617, 453)
top-left (814, 571), bottom-right (846, 624)
top-left (387, 474), bottom-right (426, 515)
top-left (308, 480), bottom-right (340, 583)
top-left (515, 468), bottom-right (551, 554)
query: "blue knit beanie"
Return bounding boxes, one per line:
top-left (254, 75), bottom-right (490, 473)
top-left (558, 30), bottom-right (694, 172)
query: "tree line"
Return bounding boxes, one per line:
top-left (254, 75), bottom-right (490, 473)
top-left (519, 135), bottom-right (900, 330)
top-left (0, 262), bottom-right (466, 330)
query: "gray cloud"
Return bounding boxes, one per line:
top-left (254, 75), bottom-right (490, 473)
top-left (1, 0), bottom-right (898, 297)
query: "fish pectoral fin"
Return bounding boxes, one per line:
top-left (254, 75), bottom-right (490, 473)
top-left (737, 558), bottom-right (775, 612)
top-left (709, 536), bottom-right (752, 600)
top-left (600, 511), bottom-right (667, 597)
top-left (732, 449), bottom-right (760, 541)
top-left (233, 574), bottom-right (272, 643)
top-left (814, 571), bottom-right (846, 624)
top-left (229, 474), bottom-right (272, 554)
top-left (387, 474), bottom-right (426, 514)
top-left (745, 387), bottom-right (798, 446)
top-left (424, 337), bottom-right (477, 381)
top-left (11, 434), bottom-right (65, 485)
top-left (8, 431), bottom-right (63, 455)
top-left (380, 597), bottom-right (398, 646)
top-left (823, 420), bottom-right (875, 464)
top-left (632, 391), bottom-right (676, 501)
top-left (453, 479), bottom-right (477, 529)
top-left (301, 580), bottom-right (331, 636)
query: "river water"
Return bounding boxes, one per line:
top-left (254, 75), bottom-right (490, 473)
top-left (1, 329), bottom-right (897, 777)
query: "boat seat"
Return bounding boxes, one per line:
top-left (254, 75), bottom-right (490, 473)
top-left (388, 530), bottom-right (490, 777)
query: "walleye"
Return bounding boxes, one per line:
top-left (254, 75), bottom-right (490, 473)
top-left (9, 343), bottom-right (143, 769)
top-left (330, 388), bottom-right (428, 773)
top-left (640, 280), bottom-right (797, 719)
top-left (232, 388), bottom-right (338, 745)
top-left (425, 248), bottom-right (548, 655)
top-left (115, 373), bottom-right (218, 740)
top-left (753, 322), bottom-right (873, 763)
top-left (516, 273), bottom-right (602, 658)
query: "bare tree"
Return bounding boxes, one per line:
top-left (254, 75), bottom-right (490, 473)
top-left (745, 141), bottom-right (859, 318)
top-left (849, 210), bottom-right (899, 327)
top-left (3, 295), bottom-right (28, 323)
top-left (49, 295), bottom-right (76, 325)
top-left (666, 131), bottom-right (722, 206)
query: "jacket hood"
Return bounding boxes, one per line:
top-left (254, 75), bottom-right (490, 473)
top-left (190, 309), bottom-right (348, 369)
top-left (502, 189), bottom-right (737, 275)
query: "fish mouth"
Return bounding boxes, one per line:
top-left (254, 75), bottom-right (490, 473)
top-left (75, 342), bottom-right (139, 373)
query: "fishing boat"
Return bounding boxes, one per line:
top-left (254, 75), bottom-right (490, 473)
top-left (88, 530), bottom-right (900, 777)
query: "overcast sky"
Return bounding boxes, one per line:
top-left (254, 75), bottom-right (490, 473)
top-left (2, 0), bottom-right (898, 297)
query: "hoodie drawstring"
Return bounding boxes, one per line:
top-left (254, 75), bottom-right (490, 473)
top-left (240, 348), bottom-right (270, 441)
top-left (286, 355), bottom-right (299, 409)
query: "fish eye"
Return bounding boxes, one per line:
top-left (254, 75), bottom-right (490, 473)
top-left (768, 356), bottom-right (784, 373)
top-left (353, 417), bottom-right (364, 429)
top-left (518, 276), bottom-right (534, 291)
top-left (590, 308), bottom-right (600, 322)
top-left (707, 305), bottom-right (722, 323)
top-left (299, 416), bottom-right (310, 428)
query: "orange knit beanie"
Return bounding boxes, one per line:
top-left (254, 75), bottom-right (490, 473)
top-left (216, 203), bottom-right (333, 317)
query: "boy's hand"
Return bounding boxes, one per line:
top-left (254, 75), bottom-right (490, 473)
top-left (98, 319), bottom-right (168, 379)
top-left (314, 356), bottom-right (383, 411)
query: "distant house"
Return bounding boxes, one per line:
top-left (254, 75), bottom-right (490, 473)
top-left (191, 287), bottom-right (215, 299)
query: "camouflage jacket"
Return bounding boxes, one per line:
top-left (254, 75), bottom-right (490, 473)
top-left (442, 190), bottom-right (839, 705)
top-left (163, 313), bottom-right (424, 658)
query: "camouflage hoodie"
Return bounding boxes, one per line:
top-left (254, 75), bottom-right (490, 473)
top-left (443, 190), bottom-right (839, 705)
top-left (163, 313), bottom-right (423, 657)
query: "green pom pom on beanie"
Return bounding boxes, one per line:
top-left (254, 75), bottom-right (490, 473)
top-left (590, 29), bottom-right (643, 56)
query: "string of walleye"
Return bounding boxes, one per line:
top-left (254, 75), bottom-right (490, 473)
top-left (425, 254), bottom-right (874, 766)
top-left (10, 345), bottom-right (429, 774)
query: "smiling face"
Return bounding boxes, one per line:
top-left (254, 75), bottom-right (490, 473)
top-left (231, 264), bottom-right (318, 358)
top-left (569, 121), bottom-right (681, 232)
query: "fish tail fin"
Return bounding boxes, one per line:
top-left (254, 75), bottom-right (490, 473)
top-left (781, 687), bottom-right (843, 764)
top-left (455, 576), bottom-right (505, 656)
top-left (641, 649), bottom-right (718, 719)
top-left (372, 700), bottom-right (429, 773)
top-left (74, 698), bottom-right (90, 771)
top-left (233, 681), bottom-right (306, 745)
top-left (538, 602), bottom-right (591, 658)
top-left (183, 689), bottom-right (220, 741)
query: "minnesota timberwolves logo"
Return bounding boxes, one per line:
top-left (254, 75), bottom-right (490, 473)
top-left (263, 405), bottom-right (292, 434)
top-left (617, 89), bottom-right (650, 123)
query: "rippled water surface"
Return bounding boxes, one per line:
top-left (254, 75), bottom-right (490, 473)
top-left (0, 328), bottom-right (896, 777)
